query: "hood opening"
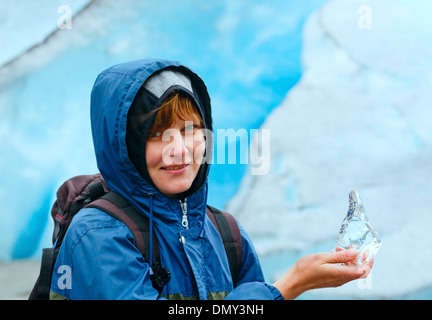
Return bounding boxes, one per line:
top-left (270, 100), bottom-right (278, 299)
top-left (125, 67), bottom-right (213, 199)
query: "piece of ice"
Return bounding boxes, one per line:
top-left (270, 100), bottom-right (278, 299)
top-left (336, 190), bottom-right (382, 265)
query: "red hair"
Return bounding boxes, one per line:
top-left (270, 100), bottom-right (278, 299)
top-left (149, 90), bottom-right (204, 137)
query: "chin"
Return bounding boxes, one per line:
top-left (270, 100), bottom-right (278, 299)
top-left (161, 183), bottom-right (193, 198)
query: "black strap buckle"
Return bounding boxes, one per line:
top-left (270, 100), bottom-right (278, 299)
top-left (150, 262), bottom-right (171, 294)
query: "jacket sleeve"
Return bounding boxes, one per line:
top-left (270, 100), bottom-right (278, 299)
top-left (224, 223), bottom-right (284, 300)
top-left (50, 209), bottom-right (164, 300)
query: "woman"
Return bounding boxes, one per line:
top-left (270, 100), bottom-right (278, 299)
top-left (50, 58), bottom-right (372, 300)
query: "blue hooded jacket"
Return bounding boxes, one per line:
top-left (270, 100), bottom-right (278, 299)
top-left (50, 58), bottom-right (283, 300)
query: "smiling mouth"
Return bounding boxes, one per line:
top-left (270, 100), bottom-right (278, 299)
top-left (161, 164), bottom-right (188, 170)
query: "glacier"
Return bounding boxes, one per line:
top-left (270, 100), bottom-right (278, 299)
top-left (0, 0), bottom-right (326, 260)
top-left (228, 0), bottom-right (432, 299)
top-left (1, 0), bottom-right (431, 300)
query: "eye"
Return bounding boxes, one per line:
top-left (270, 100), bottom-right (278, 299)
top-left (184, 124), bottom-right (196, 132)
top-left (150, 131), bottom-right (162, 138)
top-left (183, 121), bottom-right (202, 134)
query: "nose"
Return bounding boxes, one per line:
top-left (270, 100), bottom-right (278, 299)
top-left (162, 129), bottom-right (188, 165)
top-left (169, 135), bottom-right (187, 161)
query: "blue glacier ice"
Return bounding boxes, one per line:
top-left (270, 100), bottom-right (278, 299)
top-left (228, 0), bottom-right (432, 299)
top-left (3, 0), bottom-right (432, 300)
top-left (0, 0), bottom-right (327, 261)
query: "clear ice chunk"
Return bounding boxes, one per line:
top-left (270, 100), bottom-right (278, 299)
top-left (336, 190), bottom-right (382, 265)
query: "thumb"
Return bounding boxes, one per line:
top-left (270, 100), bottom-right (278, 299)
top-left (326, 249), bottom-right (359, 264)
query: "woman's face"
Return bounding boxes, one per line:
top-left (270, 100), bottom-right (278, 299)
top-left (145, 117), bottom-right (205, 197)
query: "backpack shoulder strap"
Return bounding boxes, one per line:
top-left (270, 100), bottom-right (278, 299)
top-left (85, 191), bottom-right (169, 293)
top-left (86, 191), bottom-right (150, 259)
top-left (206, 205), bottom-right (243, 285)
top-left (30, 248), bottom-right (55, 300)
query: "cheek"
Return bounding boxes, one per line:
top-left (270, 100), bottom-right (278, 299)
top-left (145, 142), bottom-right (162, 169)
top-left (192, 132), bottom-right (205, 162)
top-left (193, 142), bottom-right (205, 163)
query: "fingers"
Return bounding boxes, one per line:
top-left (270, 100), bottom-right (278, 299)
top-left (292, 251), bottom-right (374, 291)
top-left (324, 248), bottom-right (359, 264)
top-left (340, 257), bottom-right (374, 281)
top-left (358, 258), bottom-right (374, 279)
top-left (335, 264), bottom-right (368, 283)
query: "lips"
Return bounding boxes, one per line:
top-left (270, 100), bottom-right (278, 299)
top-left (161, 164), bottom-right (188, 170)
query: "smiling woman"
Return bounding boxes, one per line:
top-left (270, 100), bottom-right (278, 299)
top-left (125, 69), bottom-right (212, 199)
top-left (47, 59), bottom-right (370, 300)
top-left (49, 59), bottom-right (286, 300)
top-left (143, 91), bottom-right (206, 198)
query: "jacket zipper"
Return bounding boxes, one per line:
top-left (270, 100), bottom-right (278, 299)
top-left (180, 199), bottom-right (188, 229)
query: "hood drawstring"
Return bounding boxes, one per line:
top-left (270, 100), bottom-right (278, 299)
top-left (148, 193), bottom-right (154, 275)
top-left (146, 192), bottom-right (171, 293)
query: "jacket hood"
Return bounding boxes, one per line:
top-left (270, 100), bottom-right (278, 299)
top-left (90, 58), bottom-right (213, 221)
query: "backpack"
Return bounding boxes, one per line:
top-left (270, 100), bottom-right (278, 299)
top-left (28, 173), bottom-right (242, 300)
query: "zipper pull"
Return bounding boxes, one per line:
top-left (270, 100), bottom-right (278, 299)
top-left (180, 199), bottom-right (188, 229)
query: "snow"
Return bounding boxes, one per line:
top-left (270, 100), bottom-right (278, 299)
top-left (227, 0), bottom-right (432, 298)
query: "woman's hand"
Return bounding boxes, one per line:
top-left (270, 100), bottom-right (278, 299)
top-left (273, 249), bottom-right (373, 300)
